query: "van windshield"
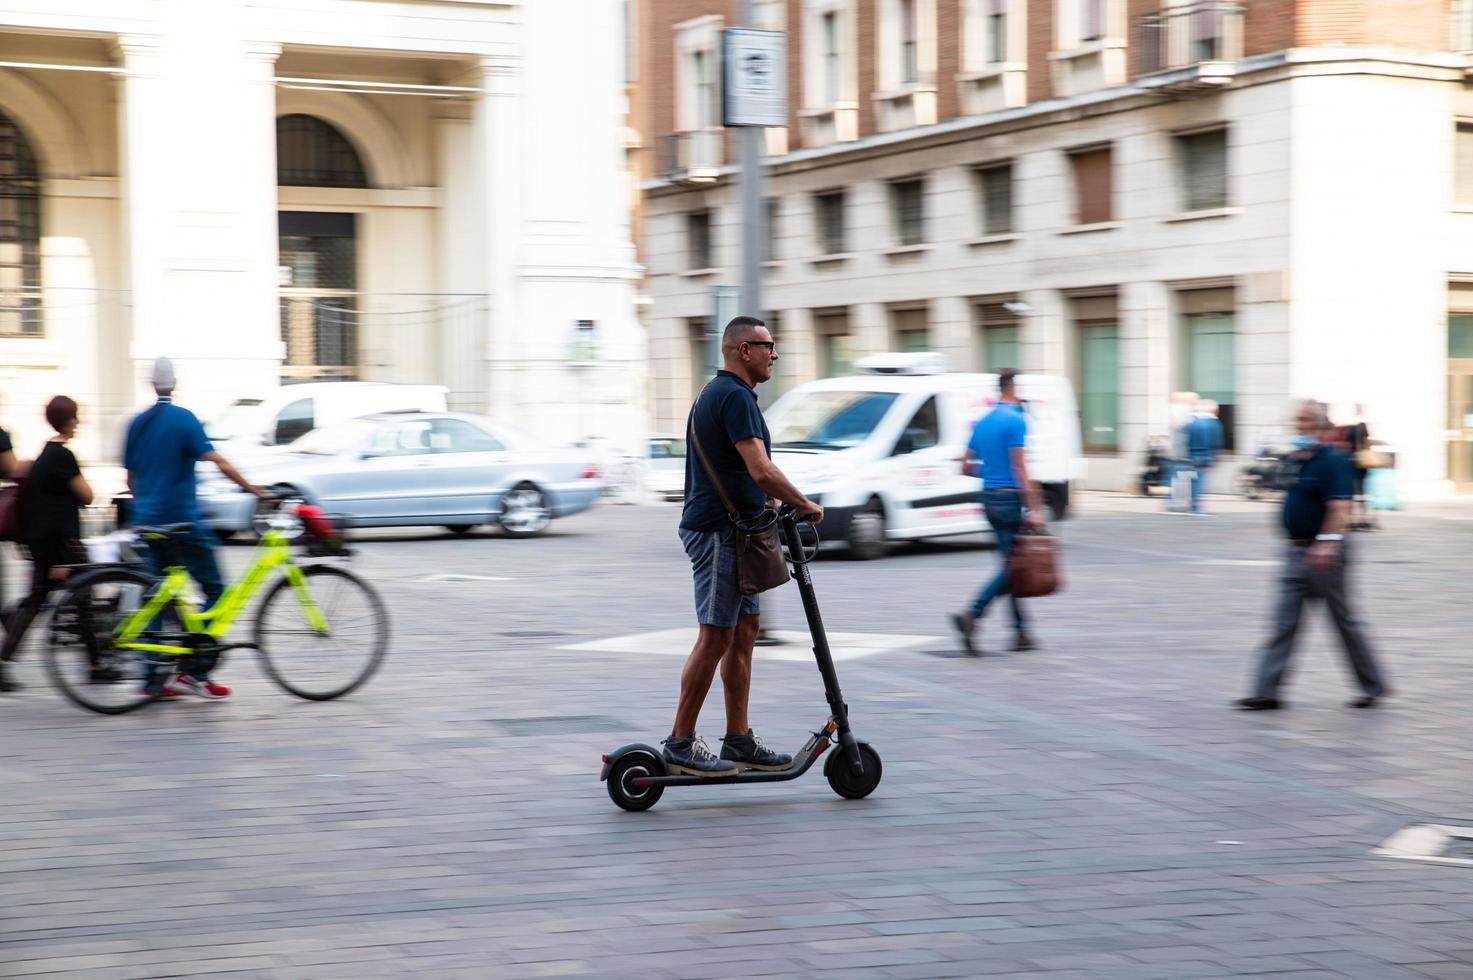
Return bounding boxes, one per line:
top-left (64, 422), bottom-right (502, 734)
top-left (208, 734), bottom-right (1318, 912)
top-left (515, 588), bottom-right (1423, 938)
top-left (207, 399), bottom-right (264, 441)
top-left (769, 391), bottom-right (899, 450)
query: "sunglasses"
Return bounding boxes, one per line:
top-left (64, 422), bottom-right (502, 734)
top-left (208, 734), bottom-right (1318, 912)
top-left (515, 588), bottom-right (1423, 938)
top-left (744, 341), bottom-right (777, 352)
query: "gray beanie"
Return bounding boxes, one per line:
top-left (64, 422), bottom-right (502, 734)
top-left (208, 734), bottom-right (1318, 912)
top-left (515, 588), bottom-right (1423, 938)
top-left (151, 357), bottom-right (176, 393)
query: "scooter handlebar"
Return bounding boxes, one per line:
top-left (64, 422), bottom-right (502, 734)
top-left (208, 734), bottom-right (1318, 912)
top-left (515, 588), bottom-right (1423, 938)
top-left (778, 503), bottom-right (821, 525)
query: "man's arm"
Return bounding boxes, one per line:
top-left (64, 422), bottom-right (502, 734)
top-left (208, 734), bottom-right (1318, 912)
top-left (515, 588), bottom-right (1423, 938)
top-left (1010, 446), bottom-right (1046, 525)
top-left (733, 438), bottom-right (822, 522)
top-left (0, 449), bottom-right (20, 479)
top-left (202, 451), bottom-right (269, 498)
top-left (960, 449), bottom-right (977, 478)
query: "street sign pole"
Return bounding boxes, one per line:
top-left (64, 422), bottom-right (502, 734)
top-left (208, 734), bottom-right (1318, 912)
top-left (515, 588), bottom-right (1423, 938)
top-left (723, 13), bottom-right (786, 327)
top-left (739, 0), bottom-right (763, 323)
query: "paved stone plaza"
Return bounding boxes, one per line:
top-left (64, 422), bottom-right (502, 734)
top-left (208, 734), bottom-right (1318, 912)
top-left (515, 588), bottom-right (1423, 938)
top-left (3, 494), bottom-right (1473, 979)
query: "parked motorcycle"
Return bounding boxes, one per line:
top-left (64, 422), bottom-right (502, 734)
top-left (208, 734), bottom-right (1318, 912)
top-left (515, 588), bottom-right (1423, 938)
top-left (1237, 445), bottom-right (1292, 500)
top-left (1137, 436), bottom-right (1172, 496)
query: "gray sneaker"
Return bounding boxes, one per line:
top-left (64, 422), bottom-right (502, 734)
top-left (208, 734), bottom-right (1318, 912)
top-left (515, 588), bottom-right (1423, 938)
top-left (720, 730), bottom-right (794, 771)
top-left (662, 735), bottom-right (738, 776)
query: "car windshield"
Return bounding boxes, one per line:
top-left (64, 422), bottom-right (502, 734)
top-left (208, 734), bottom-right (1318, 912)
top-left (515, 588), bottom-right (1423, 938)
top-left (287, 419), bottom-right (377, 456)
top-left (769, 391), bottom-right (900, 450)
top-left (207, 399), bottom-right (264, 441)
top-left (649, 438), bottom-right (686, 460)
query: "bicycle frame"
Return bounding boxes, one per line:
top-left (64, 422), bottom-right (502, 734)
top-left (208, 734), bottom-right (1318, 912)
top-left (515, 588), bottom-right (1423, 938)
top-left (113, 528), bottom-right (328, 657)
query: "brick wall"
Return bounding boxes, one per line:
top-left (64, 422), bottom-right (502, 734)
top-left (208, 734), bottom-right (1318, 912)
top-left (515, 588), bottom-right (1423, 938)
top-left (1297, 0), bottom-right (1450, 51)
top-left (1026, 0), bottom-right (1054, 102)
top-left (1242, 0), bottom-right (1295, 59)
top-left (937, 0), bottom-right (961, 122)
top-left (857, 0), bottom-right (878, 136)
top-left (787, 0), bottom-right (804, 146)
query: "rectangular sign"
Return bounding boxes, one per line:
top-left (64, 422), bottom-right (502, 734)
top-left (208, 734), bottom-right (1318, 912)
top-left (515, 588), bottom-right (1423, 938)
top-left (722, 29), bottom-right (787, 128)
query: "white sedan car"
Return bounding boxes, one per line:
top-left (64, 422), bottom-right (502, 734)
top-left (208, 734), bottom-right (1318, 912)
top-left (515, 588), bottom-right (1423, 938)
top-left (199, 412), bottom-right (604, 537)
top-left (644, 433), bottom-right (687, 502)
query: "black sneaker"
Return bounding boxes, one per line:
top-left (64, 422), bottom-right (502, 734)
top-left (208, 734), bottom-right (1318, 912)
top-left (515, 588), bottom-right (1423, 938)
top-left (720, 730), bottom-right (794, 771)
top-left (0, 662), bottom-right (22, 693)
top-left (950, 612), bottom-right (979, 656)
top-left (661, 735), bottom-right (738, 777)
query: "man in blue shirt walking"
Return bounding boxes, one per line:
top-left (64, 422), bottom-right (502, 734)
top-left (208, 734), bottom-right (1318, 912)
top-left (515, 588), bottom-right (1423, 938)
top-left (124, 358), bottom-right (265, 700)
top-left (1184, 400), bottom-right (1224, 514)
top-left (951, 370), bottom-right (1045, 656)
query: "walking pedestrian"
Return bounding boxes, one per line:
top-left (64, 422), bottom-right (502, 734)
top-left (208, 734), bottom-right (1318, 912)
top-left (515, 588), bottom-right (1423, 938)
top-left (1185, 399), bottom-right (1224, 514)
top-left (0, 420), bottom-right (20, 630)
top-left (1347, 404), bottom-right (1376, 531)
top-left (1, 397), bottom-right (94, 693)
top-left (663, 315), bottom-right (823, 777)
top-left (124, 357), bottom-right (267, 700)
top-left (1166, 391), bottom-right (1199, 511)
top-left (1236, 400), bottom-right (1389, 711)
top-left (950, 369), bottom-right (1045, 656)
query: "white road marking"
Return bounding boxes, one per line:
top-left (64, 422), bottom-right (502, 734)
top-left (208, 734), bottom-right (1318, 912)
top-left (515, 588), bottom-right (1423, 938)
top-left (1373, 824), bottom-right (1473, 867)
top-left (562, 628), bottom-right (939, 662)
top-left (414, 573), bottom-right (511, 583)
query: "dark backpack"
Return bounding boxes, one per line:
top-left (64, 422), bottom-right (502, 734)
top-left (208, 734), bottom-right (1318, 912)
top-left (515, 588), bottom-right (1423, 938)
top-left (0, 476), bottom-right (31, 543)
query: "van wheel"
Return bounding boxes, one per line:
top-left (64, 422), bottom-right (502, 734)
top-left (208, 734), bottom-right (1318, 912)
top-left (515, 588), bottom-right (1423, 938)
top-left (846, 500), bottom-right (887, 561)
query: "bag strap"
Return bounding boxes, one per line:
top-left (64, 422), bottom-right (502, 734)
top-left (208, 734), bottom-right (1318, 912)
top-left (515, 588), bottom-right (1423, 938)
top-left (687, 386), bottom-right (740, 519)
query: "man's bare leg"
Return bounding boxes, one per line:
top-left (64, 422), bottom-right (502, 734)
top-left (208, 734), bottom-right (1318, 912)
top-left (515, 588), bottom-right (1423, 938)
top-left (671, 624), bottom-right (734, 738)
top-left (720, 613), bottom-right (760, 735)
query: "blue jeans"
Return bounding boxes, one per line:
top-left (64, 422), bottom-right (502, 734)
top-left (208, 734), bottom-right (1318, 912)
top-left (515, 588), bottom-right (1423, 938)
top-left (144, 523), bottom-right (225, 679)
top-left (1190, 463), bottom-right (1211, 512)
top-left (970, 490), bottom-right (1027, 629)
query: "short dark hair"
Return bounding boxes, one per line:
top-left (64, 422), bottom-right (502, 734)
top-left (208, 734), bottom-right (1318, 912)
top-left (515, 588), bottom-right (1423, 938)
top-left (721, 314), bottom-right (767, 355)
top-left (997, 368), bottom-right (1018, 393)
top-left (45, 395), bottom-right (78, 433)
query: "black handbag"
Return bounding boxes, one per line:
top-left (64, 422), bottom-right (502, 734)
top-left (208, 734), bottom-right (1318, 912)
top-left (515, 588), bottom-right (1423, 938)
top-left (687, 399), bottom-right (790, 596)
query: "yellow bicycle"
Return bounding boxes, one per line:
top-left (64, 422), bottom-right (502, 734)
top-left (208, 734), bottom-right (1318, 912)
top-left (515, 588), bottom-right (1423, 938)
top-left (46, 499), bottom-right (388, 714)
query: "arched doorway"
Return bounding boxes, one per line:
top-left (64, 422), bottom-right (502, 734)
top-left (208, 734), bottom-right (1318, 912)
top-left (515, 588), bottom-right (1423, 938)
top-left (277, 114), bottom-right (367, 380)
top-left (0, 111), bottom-right (41, 338)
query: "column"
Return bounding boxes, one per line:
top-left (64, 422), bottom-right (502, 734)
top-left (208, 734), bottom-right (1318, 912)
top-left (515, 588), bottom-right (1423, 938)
top-left (1119, 280), bottom-right (1171, 456)
top-left (1019, 289), bottom-right (1067, 375)
top-left (475, 53), bottom-right (523, 425)
top-left (436, 103), bottom-right (488, 412)
top-left (931, 295), bottom-right (971, 370)
top-left (115, 36), bottom-right (166, 401)
top-left (854, 303), bottom-right (888, 357)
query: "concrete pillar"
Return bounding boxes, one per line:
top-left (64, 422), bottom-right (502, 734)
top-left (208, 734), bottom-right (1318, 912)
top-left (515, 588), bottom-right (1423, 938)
top-left (435, 107), bottom-right (488, 412)
top-left (782, 306), bottom-right (817, 387)
top-left (1119, 280), bottom-right (1171, 457)
top-left (1019, 289), bottom-right (1066, 375)
top-left (932, 295), bottom-right (971, 370)
top-left (475, 54), bottom-right (523, 427)
top-left (854, 302), bottom-right (888, 357)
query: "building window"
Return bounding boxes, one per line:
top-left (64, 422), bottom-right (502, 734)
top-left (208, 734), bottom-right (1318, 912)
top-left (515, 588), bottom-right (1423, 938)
top-left (899, 0), bottom-right (919, 84)
top-left (276, 114), bottom-right (368, 188)
top-left (1453, 313), bottom-right (1473, 358)
top-left (278, 211), bottom-right (359, 381)
top-left (0, 112), bottom-right (41, 338)
top-left (764, 197), bottom-right (780, 262)
top-left (1176, 128), bottom-right (1228, 212)
top-left (815, 189), bottom-right (847, 254)
top-left (688, 210), bottom-right (713, 269)
top-left (974, 302), bottom-right (1020, 369)
top-left (1457, 123), bottom-right (1473, 204)
top-left (816, 310), bottom-right (852, 376)
top-left (689, 316), bottom-right (715, 392)
top-left (822, 10), bottom-right (843, 103)
top-left (1078, 321), bottom-right (1119, 451)
top-left (694, 49), bottom-right (719, 129)
top-left (1069, 145), bottom-right (1113, 225)
top-left (1080, 0), bottom-right (1107, 42)
top-left (1456, 1), bottom-right (1473, 51)
top-left (892, 307), bottom-right (929, 352)
top-left (1185, 309), bottom-right (1236, 452)
top-left (975, 163), bottom-right (1014, 235)
top-left (890, 178), bottom-right (925, 246)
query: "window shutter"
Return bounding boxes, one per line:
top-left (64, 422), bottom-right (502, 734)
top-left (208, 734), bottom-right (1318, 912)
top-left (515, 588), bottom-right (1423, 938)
top-left (980, 164), bottom-right (1014, 234)
top-left (1457, 124), bottom-right (1473, 203)
top-left (1071, 147), bottom-right (1113, 225)
top-left (1181, 130), bottom-right (1228, 211)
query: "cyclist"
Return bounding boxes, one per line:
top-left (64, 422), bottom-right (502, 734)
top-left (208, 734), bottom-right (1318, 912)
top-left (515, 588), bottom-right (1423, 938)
top-left (124, 358), bottom-right (267, 699)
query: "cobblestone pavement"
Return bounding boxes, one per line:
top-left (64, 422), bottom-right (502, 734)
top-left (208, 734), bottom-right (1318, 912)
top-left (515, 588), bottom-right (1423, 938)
top-left (4, 494), bottom-right (1473, 979)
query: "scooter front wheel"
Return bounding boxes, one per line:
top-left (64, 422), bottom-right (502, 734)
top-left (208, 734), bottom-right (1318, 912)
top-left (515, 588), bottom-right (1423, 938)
top-left (607, 750), bottom-right (666, 812)
top-left (825, 742), bottom-right (882, 800)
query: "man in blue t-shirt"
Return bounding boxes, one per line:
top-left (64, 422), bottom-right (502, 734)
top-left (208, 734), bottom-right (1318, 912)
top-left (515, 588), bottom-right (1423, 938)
top-left (124, 358), bottom-right (266, 701)
top-left (664, 315), bottom-right (823, 777)
top-left (1237, 400), bottom-right (1388, 711)
top-left (950, 370), bottom-right (1045, 656)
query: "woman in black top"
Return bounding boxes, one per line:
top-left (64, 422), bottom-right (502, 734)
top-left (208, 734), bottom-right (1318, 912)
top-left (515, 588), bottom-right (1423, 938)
top-left (0, 397), bottom-right (94, 692)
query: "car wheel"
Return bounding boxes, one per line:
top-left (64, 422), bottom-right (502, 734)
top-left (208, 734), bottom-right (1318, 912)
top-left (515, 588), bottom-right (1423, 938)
top-left (846, 499), bottom-right (887, 561)
top-left (499, 483), bottom-right (551, 538)
top-left (444, 524), bottom-right (476, 535)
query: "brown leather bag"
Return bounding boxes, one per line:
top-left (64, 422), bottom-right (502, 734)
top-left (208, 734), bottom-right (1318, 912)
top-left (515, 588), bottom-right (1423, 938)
top-left (687, 399), bottom-right (791, 596)
top-left (1009, 528), bottom-right (1062, 599)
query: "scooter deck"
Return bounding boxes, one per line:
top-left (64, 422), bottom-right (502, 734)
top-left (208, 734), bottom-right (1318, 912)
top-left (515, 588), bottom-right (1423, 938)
top-left (632, 733), bottom-right (830, 789)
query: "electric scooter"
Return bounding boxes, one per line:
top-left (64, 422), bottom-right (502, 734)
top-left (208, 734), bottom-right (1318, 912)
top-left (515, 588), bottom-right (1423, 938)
top-left (600, 506), bottom-right (882, 811)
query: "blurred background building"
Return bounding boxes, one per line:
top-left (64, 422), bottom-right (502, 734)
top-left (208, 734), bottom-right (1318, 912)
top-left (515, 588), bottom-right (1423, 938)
top-left (631, 0), bottom-right (1473, 497)
top-left (0, 0), bottom-right (645, 464)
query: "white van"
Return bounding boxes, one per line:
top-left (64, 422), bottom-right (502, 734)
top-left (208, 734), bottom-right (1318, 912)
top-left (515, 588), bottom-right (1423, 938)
top-left (207, 382), bottom-right (449, 452)
top-left (763, 353), bottom-right (1084, 559)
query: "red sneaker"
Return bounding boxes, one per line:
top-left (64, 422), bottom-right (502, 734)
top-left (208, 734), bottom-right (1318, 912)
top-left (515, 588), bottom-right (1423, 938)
top-left (166, 675), bottom-right (231, 700)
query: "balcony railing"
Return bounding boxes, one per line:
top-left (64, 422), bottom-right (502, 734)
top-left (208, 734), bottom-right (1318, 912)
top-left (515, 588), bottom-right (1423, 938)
top-left (657, 130), bottom-right (722, 183)
top-left (1139, 1), bottom-right (1243, 77)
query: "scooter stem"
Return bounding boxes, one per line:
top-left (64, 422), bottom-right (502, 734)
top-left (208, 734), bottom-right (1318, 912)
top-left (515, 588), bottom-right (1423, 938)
top-left (781, 514), bottom-right (866, 777)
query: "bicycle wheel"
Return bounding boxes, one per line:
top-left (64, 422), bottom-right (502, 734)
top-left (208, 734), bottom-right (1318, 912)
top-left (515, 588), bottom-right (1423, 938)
top-left (254, 565), bottom-right (388, 700)
top-left (46, 567), bottom-right (175, 715)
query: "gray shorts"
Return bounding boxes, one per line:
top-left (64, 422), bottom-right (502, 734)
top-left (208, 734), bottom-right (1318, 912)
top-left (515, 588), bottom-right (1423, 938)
top-left (679, 524), bottom-right (760, 627)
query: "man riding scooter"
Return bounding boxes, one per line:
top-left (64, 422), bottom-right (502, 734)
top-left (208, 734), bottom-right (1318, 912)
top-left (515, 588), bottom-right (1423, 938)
top-left (663, 315), bottom-right (823, 777)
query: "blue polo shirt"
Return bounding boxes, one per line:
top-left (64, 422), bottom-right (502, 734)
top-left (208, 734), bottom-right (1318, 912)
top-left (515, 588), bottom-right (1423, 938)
top-left (967, 401), bottom-right (1027, 490)
top-left (1282, 443), bottom-right (1352, 541)
top-left (681, 371), bottom-right (770, 531)
top-left (123, 398), bottom-right (214, 526)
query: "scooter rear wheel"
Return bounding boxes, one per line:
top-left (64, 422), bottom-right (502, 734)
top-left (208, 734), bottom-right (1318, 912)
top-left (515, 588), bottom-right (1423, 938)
top-left (825, 742), bottom-right (882, 800)
top-left (607, 750), bottom-right (666, 812)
